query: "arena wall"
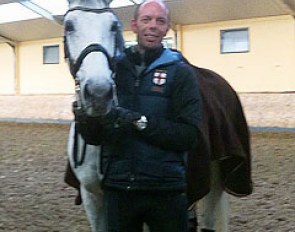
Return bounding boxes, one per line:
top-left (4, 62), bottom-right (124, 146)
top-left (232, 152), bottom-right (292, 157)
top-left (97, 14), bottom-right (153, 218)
top-left (0, 93), bottom-right (294, 129)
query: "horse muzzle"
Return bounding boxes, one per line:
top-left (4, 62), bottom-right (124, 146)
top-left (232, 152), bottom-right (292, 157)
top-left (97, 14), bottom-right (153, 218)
top-left (81, 80), bottom-right (114, 117)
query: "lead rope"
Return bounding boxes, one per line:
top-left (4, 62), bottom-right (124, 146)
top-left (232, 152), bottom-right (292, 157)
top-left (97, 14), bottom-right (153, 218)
top-left (72, 66), bottom-right (117, 170)
top-left (73, 77), bottom-right (87, 168)
top-left (98, 74), bottom-right (118, 186)
top-left (99, 41), bottom-right (119, 185)
top-left (73, 78), bottom-right (88, 168)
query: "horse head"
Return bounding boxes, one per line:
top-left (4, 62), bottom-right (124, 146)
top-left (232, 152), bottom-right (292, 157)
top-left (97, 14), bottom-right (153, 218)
top-left (64, 0), bottom-right (123, 117)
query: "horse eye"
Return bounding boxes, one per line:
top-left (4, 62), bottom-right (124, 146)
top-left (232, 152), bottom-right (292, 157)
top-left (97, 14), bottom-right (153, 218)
top-left (65, 20), bottom-right (75, 32)
top-left (111, 21), bottom-right (118, 32)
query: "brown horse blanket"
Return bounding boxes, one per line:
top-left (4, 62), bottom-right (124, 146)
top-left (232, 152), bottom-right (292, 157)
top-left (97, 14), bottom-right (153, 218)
top-left (65, 66), bottom-right (253, 206)
top-left (186, 66), bottom-right (253, 205)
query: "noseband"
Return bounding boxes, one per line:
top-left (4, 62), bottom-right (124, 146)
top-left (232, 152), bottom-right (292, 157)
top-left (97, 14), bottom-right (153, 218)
top-left (64, 7), bottom-right (122, 77)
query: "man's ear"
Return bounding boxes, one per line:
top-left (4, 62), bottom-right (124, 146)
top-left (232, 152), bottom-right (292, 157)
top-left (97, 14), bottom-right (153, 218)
top-left (130, 19), bottom-right (138, 33)
top-left (164, 25), bottom-right (170, 37)
top-left (164, 29), bottom-right (169, 37)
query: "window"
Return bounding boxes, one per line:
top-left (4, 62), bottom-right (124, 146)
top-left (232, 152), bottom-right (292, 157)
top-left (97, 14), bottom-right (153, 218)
top-left (43, 45), bottom-right (59, 64)
top-left (124, 37), bottom-right (175, 49)
top-left (125, 40), bottom-right (137, 48)
top-left (162, 37), bottom-right (174, 49)
top-left (221, 28), bottom-right (249, 54)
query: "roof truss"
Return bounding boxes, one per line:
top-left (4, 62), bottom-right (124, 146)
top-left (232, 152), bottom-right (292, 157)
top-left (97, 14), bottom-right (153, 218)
top-left (18, 0), bottom-right (63, 25)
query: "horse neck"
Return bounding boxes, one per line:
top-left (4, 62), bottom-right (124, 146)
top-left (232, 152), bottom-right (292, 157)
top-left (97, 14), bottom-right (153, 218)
top-left (68, 0), bottom-right (109, 9)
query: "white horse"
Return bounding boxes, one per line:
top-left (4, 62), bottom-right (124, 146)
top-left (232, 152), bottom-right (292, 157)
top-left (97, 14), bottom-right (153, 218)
top-left (64, 0), bottom-right (123, 231)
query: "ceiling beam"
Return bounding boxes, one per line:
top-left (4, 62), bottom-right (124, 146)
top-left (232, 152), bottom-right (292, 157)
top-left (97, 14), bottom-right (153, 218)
top-left (0, 0), bottom-right (18, 4)
top-left (0, 34), bottom-right (16, 47)
top-left (18, 0), bottom-right (63, 25)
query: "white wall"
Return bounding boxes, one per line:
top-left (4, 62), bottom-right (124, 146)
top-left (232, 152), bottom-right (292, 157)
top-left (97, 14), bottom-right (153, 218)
top-left (181, 15), bottom-right (295, 92)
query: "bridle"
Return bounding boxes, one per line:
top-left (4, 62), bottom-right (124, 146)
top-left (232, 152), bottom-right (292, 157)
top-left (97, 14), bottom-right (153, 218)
top-left (64, 7), bottom-right (123, 168)
top-left (64, 6), bottom-right (123, 109)
top-left (64, 7), bottom-right (123, 78)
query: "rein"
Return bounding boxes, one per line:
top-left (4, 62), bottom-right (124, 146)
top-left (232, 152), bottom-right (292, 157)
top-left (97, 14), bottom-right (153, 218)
top-left (64, 6), bottom-right (122, 168)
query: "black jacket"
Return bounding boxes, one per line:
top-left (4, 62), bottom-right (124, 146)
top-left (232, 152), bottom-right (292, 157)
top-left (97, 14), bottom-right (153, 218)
top-left (101, 47), bottom-right (202, 192)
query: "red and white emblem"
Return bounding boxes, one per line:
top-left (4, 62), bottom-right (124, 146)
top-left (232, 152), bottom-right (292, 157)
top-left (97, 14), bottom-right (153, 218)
top-left (153, 70), bottom-right (167, 86)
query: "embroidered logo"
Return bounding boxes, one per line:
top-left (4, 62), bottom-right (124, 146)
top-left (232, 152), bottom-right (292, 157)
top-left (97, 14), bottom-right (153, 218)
top-left (153, 70), bottom-right (167, 86)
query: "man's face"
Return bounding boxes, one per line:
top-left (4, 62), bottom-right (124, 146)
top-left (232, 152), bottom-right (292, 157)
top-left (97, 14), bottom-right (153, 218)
top-left (131, 1), bottom-right (170, 51)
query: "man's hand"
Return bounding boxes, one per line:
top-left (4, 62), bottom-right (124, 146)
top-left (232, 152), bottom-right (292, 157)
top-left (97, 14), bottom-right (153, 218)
top-left (72, 101), bottom-right (103, 145)
top-left (105, 107), bottom-right (141, 128)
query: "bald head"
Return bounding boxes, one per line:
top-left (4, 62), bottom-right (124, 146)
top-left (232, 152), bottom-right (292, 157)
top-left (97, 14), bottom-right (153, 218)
top-left (134, 0), bottom-right (170, 22)
top-left (131, 0), bottom-right (170, 51)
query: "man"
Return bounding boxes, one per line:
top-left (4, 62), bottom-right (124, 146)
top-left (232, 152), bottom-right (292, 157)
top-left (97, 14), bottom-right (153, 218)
top-left (78, 0), bottom-right (202, 231)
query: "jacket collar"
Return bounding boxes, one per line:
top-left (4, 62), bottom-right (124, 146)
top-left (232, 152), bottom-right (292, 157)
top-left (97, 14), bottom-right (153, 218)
top-left (119, 46), bottom-right (181, 73)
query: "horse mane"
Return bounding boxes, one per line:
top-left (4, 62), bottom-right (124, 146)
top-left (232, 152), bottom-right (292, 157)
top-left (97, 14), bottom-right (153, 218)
top-left (115, 22), bottom-right (125, 54)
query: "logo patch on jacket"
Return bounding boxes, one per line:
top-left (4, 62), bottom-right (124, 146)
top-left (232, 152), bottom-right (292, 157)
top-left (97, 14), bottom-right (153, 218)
top-left (153, 70), bottom-right (167, 86)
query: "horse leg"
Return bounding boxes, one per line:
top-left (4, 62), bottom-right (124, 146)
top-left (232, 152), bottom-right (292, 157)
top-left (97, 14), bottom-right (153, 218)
top-left (197, 161), bottom-right (229, 232)
top-left (76, 145), bottom-right (105, 232)
top-left (68, 123), bottom-right (105, 232)
top-left (81, 145), bottom-right (104, 231)
top-left (143, 223), bottom-right (150, 232)
top-left (80, 183), bottom-right (105, 232)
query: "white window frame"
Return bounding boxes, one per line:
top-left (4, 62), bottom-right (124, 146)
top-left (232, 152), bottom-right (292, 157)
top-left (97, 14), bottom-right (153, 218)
top-left (220, 28), bottom-right (249, 54)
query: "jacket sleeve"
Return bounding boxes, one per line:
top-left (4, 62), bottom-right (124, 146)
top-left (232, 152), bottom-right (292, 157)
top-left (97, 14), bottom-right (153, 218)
top-left (139, 63), bottom-right (202, 151)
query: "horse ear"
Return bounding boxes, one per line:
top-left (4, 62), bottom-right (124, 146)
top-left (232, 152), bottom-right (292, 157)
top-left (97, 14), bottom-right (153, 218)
top-left (67, 0), bottom-right (78, 8)
top-left (67, 0), bottom-right (74, 5)
top-left (104, 0), bottom-right (113, 6)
